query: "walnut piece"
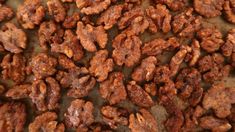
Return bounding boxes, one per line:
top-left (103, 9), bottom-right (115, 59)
top-left (29, 112), bottom-right (65, 132)
top-left (29, 77), bottom-right (61, 111)
top-left (0, 102), bottom-right (26, 132)
top-left (224, 0), bottom-right (235, 24)
top-left (99, 72), bottom-right (127, 105)
top-left (17, 0), bottom-right (45, 29)
top-left (47, 0), bottom-right (66, 22)
top-left (76, 22), bottom-right (108, 52)
top-left (63, 12), bottom-right (80, 29)
top-left (129, 109), bottom-right (158, 132)
top-left (0, 5), bottom-right (14, 22)
top-left (155, 0), bottom-right (186, 11)
top-left (112, 33), bottom-right (142, 67)
top-left (0, 23), bottom-right (27, 53)
top-left (203, 83), bottom-right (235, 118)
top-left (1, 54), bottom-right (26, 84)
top-left (89, 50), bottom-right (114, 82)
top-left (5, 84), bottom-right (31, 99)
top-left (131, 56), bottom-right (157, 82)
top-left (127, 81), bottom-right (154, 107)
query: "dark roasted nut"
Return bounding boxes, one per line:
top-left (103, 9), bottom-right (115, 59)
top-left (146, 4), bottom-right (171, 33)
top-left (29, 77), bottom-right (61, 111)
top-left (99, 72), bottom-right (127, 105)
top-left (144, 83), bottom-right (157, 96)
top-left (0, 23), bottom-right (27, 53)
top-left (172, 8), bottom-right (202, 38)
top-left (203, 83), bottom-right (235, 118)
top-left (221, 28), bottom-right (235, 66)
top-left (97, 4), bottom-right (124, 30)
top-left (131, 56), bottom-right (157, 82)
top-left (30, 53), bottom-right (57, 79)
top-left (158, 78), bottom-right (177, 98)
top-left (17, 0), bottom-right (45, 29)
top-left (0, 102), bottom-right (26, 132)
top-left (56, 67), bottom-right (96, 98)
top-left (224, 0), bottom-right (235, 23)
top-left (29, 112), bottom-right (65, 132)
top-left (194, 0), bottom-right (224, 18)
top-left (197, 27), bottom-right (224, 53)
top-left (101, 106), bottom-right (128, 129)
top-left (142, 37), bottom-right (179, 56)
top-left (185, 39), bottom-right (201, 66)
top-left (161, 96), bottom-right (184, 132)
top-left (112, 33), bottom-right (141, 67)
top-left (155, 0), bottom-right (186, 11)
top-left (64, 99), bottom-right (94, 130)
top-left (5, 84), bottom-right (31, 99)
top-left (127, 81), bottom-right (154, 107)
top-left (175, 68), bottom-right (203, 106)
top-left (129, 109), bottom-right (158, 132)
top-left (76, 22), bottom-right (108, 52)
top-left (89, 50), bottom-right (113, 82)
top-left (47, 0), bottom-right (66, 22)
top-left (198, 53), bottom-right (231, 82)
top-left (0, 5), bottom-right (14, 22)
top-left (38, 21), bottom-right (64, 50)
top-left (169, 45), bottom-right (192, 77)
top-left (63, 12), bottom-right (80, 29)
top-left (200, 116), bottom-right (232, 132)
top-left (51, 30), bottom-right (84, 61)
top-left (1, 54), bottom-right (26, 83)
top-left (76, 0), bottom-right (111, 15)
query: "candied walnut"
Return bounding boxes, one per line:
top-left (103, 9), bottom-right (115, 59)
top-left (175, 68), bottom-right (203, 106)
top-left (185, 39), bottom-right (201, 66)
top-left (57, 54), bottom-right (76, 69)
top-left (0, 85), bottom-right (4, 95)
top-left (154, 65), bottom-right (172, 83)
top-left (5, 84), bottom-right (31, 99)
top-left (62, 0), bottom-right (73, 2)
top-left (47, 0), bottom-right (66, 22)
top-left (29, 77), bottom-right (61, 111)
top-left (38, 21), bottom-right (64, 50)
top-left (169, 45), bottom-right (192, 77)
top-left (30, 53), bottom-right (57, 79)
top-left (129, 109), bottom-right (158, 132)
top-left (224, 0), bottom-right (235, 23)
top-left (97, 5), bottom-right (124, 30)
top-left (172, 8), bottom-right (202, 38)
top-left (203, 83), bottom-right (235, 118)
top-left (200, 116), bottom-right (232, 132)
top-left (0, 102), bottom-right (26, 132)
top-left (127, 81), bottom-right (154, 107)
top-left (161, 96), bottom-right (184, 132)
top-left (17, 0), bottom-right (45, 29)
top-left (125, 0), bottom-right (141, 4)
top-left (158, 78), bottom-right (177, 98)
top-left (99, 72), bottom-right (127, 105)
top-left (29, 112), bottom-right (65, 132)
top-left (155, 0), bottom-right (186, 11)
top-left (56, 67), bottom-right (96, 98)
top-left (0, 23), bottom-right (27, 53)
top-left (76, 0), bottom-right (111, 15)
top-left (76, 22), bottom-right (108, 52)
top-left (89, 50), bottom-right (113, 82)
top-left (222, 28), bottom-right (235, 66)
top-left (112, 33), bottom-right (141, 67)
top-left (63, 12), bottom-right (80, 29)
top-left (197, 27), bottom-right (224, 53)
top-left (51, 30), bottom-right (84, 61)
top-left (146, 4), bottom-right (171, 33)
top-left (144, 83), bottom-right (157, 96)
top-left (142, 37), bottom-right (179, 56)
top-left (194, 0), bottom-right (224, 18)
top-left (1, 54), bottom-right (26, 83)
top-left (64, 99), bottom-right (94, 130)
top-left (0, 5), bottom-right (14, 22)
top-left (131, 56), bottom-right (157, 82)
top-left (101, 106), bottom-right (128, 129)
top-left (198, 53), bottom-right (231, 82)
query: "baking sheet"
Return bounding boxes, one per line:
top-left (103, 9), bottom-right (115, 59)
top-left (1, 0), bottom-right (235, 132)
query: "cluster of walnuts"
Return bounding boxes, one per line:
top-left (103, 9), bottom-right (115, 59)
top-left (0, 0), bottom-right (235, 132)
